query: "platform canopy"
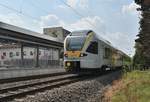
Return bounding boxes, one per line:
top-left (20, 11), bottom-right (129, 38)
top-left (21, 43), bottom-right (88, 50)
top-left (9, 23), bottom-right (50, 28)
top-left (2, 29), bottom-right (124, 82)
top-left (0, 22), bottom-right (63, 48)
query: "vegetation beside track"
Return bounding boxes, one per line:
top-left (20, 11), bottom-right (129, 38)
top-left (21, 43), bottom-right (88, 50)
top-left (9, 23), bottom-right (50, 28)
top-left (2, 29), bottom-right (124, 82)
top-left (103, 70), bottom-right (150, 102)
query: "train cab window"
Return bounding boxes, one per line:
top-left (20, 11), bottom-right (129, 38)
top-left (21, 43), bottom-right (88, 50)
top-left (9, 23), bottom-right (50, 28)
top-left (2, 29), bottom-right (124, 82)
top-left (66, 37), bottom-right (86, 51)
top-left (86, 41), bottom-right (98, 54)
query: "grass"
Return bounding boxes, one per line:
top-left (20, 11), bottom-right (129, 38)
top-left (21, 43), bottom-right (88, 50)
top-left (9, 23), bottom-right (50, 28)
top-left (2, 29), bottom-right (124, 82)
top-left (104, 70), bottom-right (150, 102)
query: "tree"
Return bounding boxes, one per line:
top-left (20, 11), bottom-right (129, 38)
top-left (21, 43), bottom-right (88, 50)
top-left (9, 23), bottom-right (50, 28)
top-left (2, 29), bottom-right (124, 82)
top-left (134, 0), bottom-right (150, 68)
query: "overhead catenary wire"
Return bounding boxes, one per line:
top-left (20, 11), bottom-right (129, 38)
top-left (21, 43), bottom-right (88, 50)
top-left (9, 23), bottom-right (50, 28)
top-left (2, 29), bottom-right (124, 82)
top-left (19, 0), bottom-right (24, 13)
top-left (0, 0), bottom-right (104, 34)
top-left (0, 3), bottom-right (40, 21)
top-left (58, 0), bottom-right (106, 34)
top-left (0, 0), bottom-right (100, 32)
top-left (59, 0), bottom-right (96, 26)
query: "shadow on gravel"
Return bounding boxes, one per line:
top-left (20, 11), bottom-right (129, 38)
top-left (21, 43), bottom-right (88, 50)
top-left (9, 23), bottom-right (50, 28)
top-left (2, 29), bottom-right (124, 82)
top-left (95, 70), bottom-right (123, 86)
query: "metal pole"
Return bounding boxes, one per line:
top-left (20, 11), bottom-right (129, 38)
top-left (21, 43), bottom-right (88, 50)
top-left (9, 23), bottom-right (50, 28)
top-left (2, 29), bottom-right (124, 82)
top-left (21, 44), bottom-right (24, 67)
top-left (35, 46), bottom-right (39, 68)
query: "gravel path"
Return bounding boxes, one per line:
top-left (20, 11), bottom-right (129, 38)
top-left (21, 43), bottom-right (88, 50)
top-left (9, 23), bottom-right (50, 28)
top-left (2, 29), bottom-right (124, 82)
top-left (13, 71), bottom-right (122, 102)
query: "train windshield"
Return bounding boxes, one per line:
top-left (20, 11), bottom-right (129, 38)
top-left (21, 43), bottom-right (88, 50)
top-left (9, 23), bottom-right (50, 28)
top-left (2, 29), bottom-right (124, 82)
top-left (66, 37), bottom-right (86, 51)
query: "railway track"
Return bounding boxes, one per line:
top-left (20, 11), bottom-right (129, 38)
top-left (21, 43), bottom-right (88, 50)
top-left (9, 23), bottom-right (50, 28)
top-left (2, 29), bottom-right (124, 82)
top-left (0, 72), bottom-right (89, 102)
top-left (0, 70), bottom-right (116, 102)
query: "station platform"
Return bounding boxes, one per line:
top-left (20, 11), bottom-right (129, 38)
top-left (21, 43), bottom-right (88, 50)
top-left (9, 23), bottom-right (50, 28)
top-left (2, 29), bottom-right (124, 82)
top-left (0, 67), bottom-right (65, 80)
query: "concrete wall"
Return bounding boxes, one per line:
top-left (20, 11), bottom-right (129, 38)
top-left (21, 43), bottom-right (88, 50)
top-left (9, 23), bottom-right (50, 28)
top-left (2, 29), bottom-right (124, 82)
top-left (0, 47), bottom-right (60, 68)
top-left (0, 68), bottom-right (64, 79)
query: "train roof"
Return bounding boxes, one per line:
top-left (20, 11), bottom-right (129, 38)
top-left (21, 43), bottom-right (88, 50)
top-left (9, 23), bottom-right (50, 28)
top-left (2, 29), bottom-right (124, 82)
top-left (71, 30), bottom-right (115, 47)
top-left (71, 30), bottom-right (129, 57)
top-left (71, 30), bottom-right (92, 36)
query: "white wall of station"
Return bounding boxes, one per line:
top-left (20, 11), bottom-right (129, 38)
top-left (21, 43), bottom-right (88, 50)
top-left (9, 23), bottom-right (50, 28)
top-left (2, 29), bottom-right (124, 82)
top-left (0, 47), bottom-right (59, 66)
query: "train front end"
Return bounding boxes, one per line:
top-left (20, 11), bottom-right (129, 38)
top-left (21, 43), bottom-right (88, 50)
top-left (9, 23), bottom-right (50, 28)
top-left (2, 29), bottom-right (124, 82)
top-left (64, 35), bottom-right (86, 72)
top-left (63, 30), bottom-right (98, 73)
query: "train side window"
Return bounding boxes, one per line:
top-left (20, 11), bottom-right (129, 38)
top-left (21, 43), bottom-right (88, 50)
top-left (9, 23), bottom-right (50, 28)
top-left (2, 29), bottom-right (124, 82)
top-left (104, 48), bottom-right (111, 59)
top-left (86, 41), bottom-right (98, 54)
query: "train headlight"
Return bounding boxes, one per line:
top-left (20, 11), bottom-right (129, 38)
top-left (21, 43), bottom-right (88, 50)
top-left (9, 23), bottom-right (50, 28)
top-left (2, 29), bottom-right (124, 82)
top-left (80, 53), bottom-right (84, 57)
top-left (80, 53), bottom-right (87, 57)
top-left (67, 62), bottom-right (71, 66)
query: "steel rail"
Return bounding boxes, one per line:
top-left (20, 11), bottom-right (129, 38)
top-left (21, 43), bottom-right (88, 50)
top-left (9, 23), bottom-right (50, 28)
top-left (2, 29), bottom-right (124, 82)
top-left (0, 74), bottom-right (81, 101)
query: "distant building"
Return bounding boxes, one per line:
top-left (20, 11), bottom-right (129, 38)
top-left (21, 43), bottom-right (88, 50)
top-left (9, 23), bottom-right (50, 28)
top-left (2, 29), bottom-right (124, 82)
top-left (43, 27), bottom-right (70, 42)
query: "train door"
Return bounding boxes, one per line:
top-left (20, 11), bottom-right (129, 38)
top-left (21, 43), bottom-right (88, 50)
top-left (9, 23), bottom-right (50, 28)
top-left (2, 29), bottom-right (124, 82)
top-left (81, 41), bottom-right (99, 68)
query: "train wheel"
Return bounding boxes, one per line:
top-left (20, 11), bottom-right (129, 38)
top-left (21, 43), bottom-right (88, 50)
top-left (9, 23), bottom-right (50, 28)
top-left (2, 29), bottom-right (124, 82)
top-left (101, 66), bottom-right (107, 72)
